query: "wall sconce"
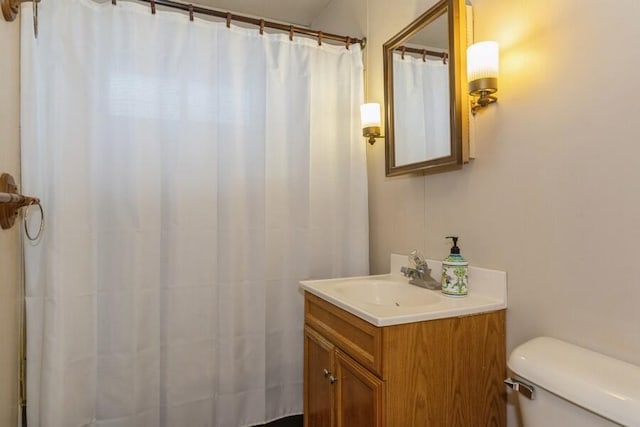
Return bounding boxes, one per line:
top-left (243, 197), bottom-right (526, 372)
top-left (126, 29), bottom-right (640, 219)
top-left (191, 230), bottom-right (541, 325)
top-left (467, 41), bottom-right (499, 115)
top-left (360, 103), bottom-right (383, 145)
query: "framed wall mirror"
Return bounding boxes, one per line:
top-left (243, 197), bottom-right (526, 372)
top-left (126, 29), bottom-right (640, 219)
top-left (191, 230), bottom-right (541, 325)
top-left (383, 0), bottom-right (469, 176)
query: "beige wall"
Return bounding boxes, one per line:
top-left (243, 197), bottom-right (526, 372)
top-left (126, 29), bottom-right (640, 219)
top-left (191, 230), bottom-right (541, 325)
top-left (0, 18), bottom-right (21, 427)
top-left (321, 0), bottom-right (640, 423)
top-left (312, 0), bottom-right (367, 38)
top-left (365, 0), bottom-right (640, 364)
top-left (314, 0), bottom-right (438, 270)
top-left (2, 1), bottom-right (638, 425)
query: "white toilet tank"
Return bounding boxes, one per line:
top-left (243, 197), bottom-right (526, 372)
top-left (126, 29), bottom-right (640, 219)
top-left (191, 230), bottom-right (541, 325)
top-left (507, 337), bottom-right (640, 427)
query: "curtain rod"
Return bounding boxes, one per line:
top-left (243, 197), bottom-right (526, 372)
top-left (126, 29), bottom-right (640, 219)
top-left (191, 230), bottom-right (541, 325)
top-left (123, 0), bottom-right (366, 49)
top-left (396, 45), bottom-right (448, 62)
top-left (2, 0), bottom-right (366, 48)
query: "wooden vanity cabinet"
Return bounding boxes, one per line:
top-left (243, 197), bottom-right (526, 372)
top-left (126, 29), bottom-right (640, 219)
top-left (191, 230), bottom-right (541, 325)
top-left (303, 292), bottom-right (506, 427)
top-left (304, 327), bottom-right (384, 427)
top-left (334, 349), bottom-right (385, 427)
top-left (305, 327), bottom-right (335, 426)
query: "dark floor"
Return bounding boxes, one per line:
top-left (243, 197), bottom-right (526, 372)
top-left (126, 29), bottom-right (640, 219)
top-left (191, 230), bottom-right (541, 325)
top-left (255, 415), bottom-right (303, 427)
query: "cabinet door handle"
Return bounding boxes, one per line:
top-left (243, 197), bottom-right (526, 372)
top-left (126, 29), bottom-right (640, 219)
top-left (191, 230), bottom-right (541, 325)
top-left (322, 369), bottom-right (337, 384)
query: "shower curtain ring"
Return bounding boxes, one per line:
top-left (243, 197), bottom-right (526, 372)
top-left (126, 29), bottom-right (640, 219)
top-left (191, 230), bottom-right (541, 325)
top-left (23, 201), bottom-right (44, 241)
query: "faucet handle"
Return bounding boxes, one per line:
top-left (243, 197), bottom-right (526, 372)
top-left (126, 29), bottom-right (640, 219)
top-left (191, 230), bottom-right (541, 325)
top-left (409, 250), bottom-right (428, 270)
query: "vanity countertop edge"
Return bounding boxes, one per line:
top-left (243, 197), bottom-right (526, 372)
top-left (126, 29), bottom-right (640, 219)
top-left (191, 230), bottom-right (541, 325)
top-left (300, 253), bottom-right (507, 327)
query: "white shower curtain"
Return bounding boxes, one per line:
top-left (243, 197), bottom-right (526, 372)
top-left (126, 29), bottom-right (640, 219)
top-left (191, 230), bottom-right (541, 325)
top-left (20, 1), bottom-right (368, 426)
top-left (392, 52), bottom-right (450, 165)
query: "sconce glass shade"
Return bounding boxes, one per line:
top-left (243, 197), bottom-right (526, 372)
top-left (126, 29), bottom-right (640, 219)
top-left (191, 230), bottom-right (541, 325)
top-left (360, 103), bottom-right (382, 144)
top-left (467, 41), bottom-right (499, 95)
top-left (360, 103), bottom-right (381, 128)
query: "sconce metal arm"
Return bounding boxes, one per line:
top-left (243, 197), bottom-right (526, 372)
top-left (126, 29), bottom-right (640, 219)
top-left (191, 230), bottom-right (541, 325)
top-left (469, 77), bottom-right (498, 115)
top-left (471, 91), bottom-right (497, 115)
top-left (363, 126), bottom-right (384, 145)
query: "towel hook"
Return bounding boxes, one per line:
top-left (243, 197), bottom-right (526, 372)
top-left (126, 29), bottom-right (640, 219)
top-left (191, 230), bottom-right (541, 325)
top-left (23, 201), bottom-right (44, 241)
top-left (0, 173), bottom-right (44, 240)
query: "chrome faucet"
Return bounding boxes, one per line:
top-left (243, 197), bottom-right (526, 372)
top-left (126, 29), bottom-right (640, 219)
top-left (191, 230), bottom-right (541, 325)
top-left (401, 250), bottom-right (441, 290)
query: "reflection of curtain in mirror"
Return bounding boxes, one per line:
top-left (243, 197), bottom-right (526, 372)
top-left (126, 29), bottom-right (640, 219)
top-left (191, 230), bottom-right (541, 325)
top-left (393, 52), bottom-right (450, 165)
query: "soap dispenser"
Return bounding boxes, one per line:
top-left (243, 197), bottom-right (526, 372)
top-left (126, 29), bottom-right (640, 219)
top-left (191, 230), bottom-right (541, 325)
top-left (441, 236), bottom-right (468, 297)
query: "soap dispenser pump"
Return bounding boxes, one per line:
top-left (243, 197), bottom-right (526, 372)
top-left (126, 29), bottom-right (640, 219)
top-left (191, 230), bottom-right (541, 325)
top-left (441, 236), bottom-right (469, 297)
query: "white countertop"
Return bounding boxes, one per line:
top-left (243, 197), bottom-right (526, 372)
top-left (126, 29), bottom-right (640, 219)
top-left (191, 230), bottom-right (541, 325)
top-left (300, 254), bottom-right (507, 327)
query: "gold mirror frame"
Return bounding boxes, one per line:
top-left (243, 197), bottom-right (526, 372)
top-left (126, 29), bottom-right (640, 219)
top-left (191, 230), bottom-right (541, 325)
top-left (383, 0), bottom-right (469, 177)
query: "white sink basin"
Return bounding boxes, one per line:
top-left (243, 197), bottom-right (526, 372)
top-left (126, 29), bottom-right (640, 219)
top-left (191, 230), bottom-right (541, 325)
top-left (300, 255), bottom-right (507, 327)
top-left (333, 280), bottom-right (440, 307)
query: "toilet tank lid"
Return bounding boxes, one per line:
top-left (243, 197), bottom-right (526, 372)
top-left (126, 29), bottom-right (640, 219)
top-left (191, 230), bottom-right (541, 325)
top-left (508, 337), bottom-right (640, 427)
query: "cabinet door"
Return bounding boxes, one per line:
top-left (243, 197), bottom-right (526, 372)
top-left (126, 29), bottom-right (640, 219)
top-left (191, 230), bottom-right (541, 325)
top-left (335, 349), bottom-right (384, 427)
top-left (304, 326), bottom-right (335, 427)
